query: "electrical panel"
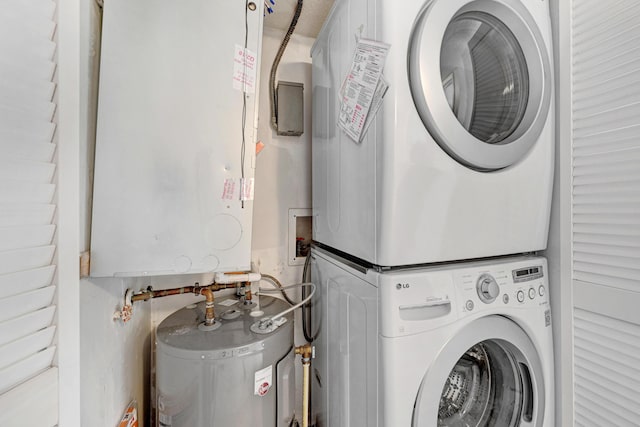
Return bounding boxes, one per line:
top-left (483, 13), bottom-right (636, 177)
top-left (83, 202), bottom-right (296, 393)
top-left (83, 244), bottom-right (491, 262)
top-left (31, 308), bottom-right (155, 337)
top-left (277, 81), bottom-right (304, 136)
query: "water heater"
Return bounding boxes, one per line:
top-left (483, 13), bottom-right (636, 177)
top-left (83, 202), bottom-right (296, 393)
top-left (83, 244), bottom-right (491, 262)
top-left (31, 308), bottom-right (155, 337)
top-left (156, 296), bottom-right (296, 426)
top-left (90, 0), bottom-right (264, 277)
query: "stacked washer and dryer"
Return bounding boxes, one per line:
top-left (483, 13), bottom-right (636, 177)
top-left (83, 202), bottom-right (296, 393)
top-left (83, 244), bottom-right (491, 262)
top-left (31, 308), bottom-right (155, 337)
top-left (309, 0), bottom-right (555, 426)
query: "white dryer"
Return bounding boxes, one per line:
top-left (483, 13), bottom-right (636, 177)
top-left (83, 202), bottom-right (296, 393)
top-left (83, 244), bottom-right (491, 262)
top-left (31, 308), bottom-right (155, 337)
top-left (311, 0), bottom-right (554, 266)
top-left (310, 247), bottom-right (554, 427)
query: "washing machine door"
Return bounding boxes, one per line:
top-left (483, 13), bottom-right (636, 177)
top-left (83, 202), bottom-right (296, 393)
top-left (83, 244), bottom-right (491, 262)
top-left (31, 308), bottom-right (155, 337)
top-left (412, 316), bottom-right (546, 426)
top-left (409, 0), bottom-right (552, 171)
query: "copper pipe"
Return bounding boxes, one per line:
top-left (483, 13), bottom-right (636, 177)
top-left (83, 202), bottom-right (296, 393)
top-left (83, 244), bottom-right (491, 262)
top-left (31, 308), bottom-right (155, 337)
top-left (124, 282), bottom-right (244, 326)
top-left (130, 283), bottom-right (236, 303)
top-left (245, 289), bottom-right (252, 301)
top-left (209, 283), bottom-right (237, 292)
top-left (199, 288), bottom-right (216, 326)
top-left (295, 344), bottom-right (313, 427)
top-left (131, 286), bottom-right (197, 302)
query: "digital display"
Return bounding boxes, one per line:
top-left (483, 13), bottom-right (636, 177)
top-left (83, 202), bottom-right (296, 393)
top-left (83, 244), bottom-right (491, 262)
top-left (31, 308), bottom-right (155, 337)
top-left (512, 265), bottom-right (544, 282)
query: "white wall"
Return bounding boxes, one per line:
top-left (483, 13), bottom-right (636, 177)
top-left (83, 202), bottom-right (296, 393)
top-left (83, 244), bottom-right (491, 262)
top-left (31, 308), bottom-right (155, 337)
top-left (252, 28), bottom-right (315, 291)
top-left (80, 278), bottom-right (151, 424)
top-left (57, 0), bottom-right (82, 424)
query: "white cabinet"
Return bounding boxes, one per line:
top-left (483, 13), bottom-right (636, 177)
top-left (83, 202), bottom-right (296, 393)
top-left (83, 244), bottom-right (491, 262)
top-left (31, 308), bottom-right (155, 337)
top-left (91, 0), bottom-right (263, 277)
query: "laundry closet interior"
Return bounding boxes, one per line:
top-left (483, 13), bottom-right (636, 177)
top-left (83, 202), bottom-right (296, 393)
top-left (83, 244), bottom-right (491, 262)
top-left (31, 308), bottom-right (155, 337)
top-left (0, 0), bottom-right (639, 426)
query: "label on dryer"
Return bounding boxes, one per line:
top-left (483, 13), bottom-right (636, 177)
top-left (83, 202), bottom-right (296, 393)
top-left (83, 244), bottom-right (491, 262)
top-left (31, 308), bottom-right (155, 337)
top-left (338, 38), bottom-right (390, 142)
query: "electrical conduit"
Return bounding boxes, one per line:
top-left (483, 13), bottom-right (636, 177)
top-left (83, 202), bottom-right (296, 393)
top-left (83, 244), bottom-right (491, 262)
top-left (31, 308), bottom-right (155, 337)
top-left (269, 0), bottom-right (304, 130)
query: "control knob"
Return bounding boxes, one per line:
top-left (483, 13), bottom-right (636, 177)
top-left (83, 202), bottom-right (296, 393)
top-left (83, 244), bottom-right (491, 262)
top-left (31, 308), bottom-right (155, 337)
top-left (476, 274), bottom-right (499, 304)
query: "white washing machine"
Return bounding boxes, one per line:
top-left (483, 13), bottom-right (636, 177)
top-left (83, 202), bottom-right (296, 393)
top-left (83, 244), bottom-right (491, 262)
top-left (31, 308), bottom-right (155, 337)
top-left (311, 0), bottom-right (554, 266)
top-left (310, 247), bottom-right (554, 426)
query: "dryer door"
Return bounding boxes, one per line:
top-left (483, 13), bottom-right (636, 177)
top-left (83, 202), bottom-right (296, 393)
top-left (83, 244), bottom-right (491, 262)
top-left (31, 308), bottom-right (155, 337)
top-left (409, 0), bottom-right (552, 171)
top-left (412, 316), bottom-right (546, 426)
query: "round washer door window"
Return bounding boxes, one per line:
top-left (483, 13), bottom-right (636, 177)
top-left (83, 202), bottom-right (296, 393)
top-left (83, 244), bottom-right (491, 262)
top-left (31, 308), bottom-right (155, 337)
top-left (409, 0), bottom-right (552, 170)
top-left (412, 316), bottom-right (546, 426)
top-left (438, 340), bottom-right (528, 426)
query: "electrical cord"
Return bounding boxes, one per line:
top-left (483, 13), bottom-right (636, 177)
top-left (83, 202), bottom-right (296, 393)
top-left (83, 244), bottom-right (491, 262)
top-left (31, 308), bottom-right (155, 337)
top-left (301, 253), bottom-right (315, 342)
top-left (262, 274), bottom-right (297, 305)
top-left (258, 283), bottom-right (316, 326)
top-left (269, 0), bottom-right (304, 130)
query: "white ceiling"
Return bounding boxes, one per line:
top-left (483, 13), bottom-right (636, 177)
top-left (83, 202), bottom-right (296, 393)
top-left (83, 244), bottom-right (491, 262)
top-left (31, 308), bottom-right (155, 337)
top-left (263, 0), bottom-right (335, 38)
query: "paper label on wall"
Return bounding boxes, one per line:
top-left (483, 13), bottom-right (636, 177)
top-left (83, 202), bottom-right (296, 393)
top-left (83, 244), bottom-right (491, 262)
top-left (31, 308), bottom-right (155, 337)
top-left (254, 365), bottom-right (273, 396)
top-left (222, 178), bottom-right (236, 200)
top-left (240, 177), bottom-right (254, 201)
top-left (233, 45), bottom-right (257, 93)
top-left (338, 39), bottom-right (390, 143)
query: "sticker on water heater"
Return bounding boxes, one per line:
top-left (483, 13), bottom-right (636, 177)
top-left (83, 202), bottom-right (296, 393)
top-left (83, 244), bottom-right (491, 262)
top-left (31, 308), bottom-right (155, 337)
top-left (240, 178), bottom-right (254, 201)
top-left (254, 365), bottom-right (273, 396)
top-left (222, 178), bottom-right (236, 200)
top-left (233, 45), bottom-right (257, 93)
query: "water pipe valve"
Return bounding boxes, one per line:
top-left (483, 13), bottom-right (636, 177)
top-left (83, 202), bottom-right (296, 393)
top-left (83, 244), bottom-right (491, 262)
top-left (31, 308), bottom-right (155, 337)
top-left (113, 289), bottom-right (134, 324)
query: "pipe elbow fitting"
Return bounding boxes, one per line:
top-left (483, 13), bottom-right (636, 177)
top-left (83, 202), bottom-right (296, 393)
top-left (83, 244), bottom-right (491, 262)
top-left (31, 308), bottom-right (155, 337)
top-left (199, 288), bottom-right (216, 325)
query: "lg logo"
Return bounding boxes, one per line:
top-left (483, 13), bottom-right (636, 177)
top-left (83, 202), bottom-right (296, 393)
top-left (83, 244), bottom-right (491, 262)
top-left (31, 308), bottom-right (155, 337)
top-left (396, 283), bottom-right (410, 290)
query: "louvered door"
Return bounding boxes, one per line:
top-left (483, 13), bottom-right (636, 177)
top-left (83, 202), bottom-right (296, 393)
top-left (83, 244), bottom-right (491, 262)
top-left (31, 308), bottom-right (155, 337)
top-left (0, 1), bottom-right (59, 425)
top-left (571, 1), bottom-right (640, 425)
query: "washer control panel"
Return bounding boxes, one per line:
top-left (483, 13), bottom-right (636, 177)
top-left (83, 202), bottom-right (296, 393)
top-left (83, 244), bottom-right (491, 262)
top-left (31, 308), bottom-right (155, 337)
top-left (455, 259), bottom-right (548, 313)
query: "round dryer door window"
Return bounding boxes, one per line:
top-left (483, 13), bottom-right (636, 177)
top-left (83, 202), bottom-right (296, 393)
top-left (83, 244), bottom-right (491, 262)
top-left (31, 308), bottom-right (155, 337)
top-left (409, 0), bottom-right (552, 170)
top-left (412, 316), bottom-right (546, 426)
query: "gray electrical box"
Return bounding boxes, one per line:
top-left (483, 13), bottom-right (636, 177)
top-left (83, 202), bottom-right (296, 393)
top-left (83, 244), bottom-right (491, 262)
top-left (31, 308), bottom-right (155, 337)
top-left (277, 81), bottom-right (304, 136)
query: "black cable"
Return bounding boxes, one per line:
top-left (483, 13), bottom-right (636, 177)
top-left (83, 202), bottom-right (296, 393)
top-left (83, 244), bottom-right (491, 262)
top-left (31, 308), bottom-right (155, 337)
top-left (241, 0), bottom-right (250, 209)
top-left (301, 252), bottom-right (315, 342)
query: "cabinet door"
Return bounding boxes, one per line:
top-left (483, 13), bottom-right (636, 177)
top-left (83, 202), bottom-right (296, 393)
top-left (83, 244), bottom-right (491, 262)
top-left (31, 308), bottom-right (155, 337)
top-left (91, 0), bottom-right (263, 277)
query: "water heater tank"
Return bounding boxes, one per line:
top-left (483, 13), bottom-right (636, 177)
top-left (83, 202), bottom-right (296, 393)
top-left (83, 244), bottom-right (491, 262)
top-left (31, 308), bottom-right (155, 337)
top-left (156, 296), bottom-right (295, 426)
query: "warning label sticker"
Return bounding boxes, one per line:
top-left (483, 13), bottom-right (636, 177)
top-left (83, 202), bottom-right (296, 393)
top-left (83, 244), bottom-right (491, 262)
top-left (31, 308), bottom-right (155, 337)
top-left (254, 365), bottom-right (273, 396)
